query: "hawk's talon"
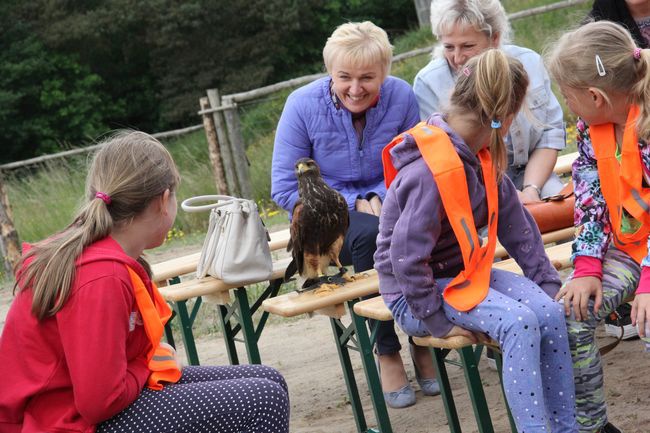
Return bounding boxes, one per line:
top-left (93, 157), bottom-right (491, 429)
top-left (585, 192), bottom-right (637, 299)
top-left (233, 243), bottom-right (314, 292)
top-left (335, 266), bottom-right (355, 282)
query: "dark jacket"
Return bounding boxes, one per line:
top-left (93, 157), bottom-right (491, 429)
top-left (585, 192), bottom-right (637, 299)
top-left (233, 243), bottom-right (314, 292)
top-left (589, 0), bottom-right (648, 48)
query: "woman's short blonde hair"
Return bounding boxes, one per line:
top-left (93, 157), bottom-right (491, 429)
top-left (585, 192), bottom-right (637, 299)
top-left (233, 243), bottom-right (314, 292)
top-left (323, 21), bottom-right (393, 77)
top-left (430, 0), bottom-right (511, 45)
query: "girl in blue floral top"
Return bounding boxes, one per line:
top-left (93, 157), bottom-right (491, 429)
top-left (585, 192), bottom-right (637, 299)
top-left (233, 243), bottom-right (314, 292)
top-left (546, 21), bottom-right (650, 433)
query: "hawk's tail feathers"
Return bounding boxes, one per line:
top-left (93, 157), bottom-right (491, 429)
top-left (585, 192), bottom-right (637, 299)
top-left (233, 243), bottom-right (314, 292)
top-left (284, 258), bottom-right (297, 282)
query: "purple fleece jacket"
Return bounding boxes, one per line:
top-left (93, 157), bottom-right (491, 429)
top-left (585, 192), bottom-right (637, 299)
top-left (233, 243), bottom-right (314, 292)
top-left (373, 114), bottom-right (562, 338)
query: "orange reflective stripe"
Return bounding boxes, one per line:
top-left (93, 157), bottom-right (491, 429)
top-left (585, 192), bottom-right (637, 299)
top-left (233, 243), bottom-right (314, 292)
top-left (382, 123), bottom-right (499, 311)
top-left (590, 105), bottom-right (650, 264)
top-left (126, 266), bottom-right (181, 390)
top-left (148, 345), bottom-right (182, 390)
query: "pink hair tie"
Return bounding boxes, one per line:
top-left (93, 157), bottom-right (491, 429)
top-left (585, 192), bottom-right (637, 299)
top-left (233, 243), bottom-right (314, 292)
top-left (95, 192), bottom-right (112, 205)
top-left (634, 47), bottom-right (642, 60)
top-left (462, 66), bottom-right (471, 77)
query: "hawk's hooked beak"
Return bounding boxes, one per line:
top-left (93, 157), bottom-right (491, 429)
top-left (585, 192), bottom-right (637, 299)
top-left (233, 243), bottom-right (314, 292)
top-left (297, 162), bottom-right (309, 174)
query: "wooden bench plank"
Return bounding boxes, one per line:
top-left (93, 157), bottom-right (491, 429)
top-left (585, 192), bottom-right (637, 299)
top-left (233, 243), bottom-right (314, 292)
top-left (492, 241), bottom-right (573, 274)
top-left (152, 227), bottom-right (291, 284)
top-left (352, 296), bottom-right (392, 321)
top-left (262, 270), bottom-right (379, 318)
top-left (263, 228), bottom-right (574, 318)
top-left (554, 151), bottom-right (578, 175)
top-left (352, 241), bottom-right (573, 323)
top-left (494, 226), bottom-right (573, 259)
top-left (152, 252), bottom-right (202, 284)
top-left (268, 227), bottom-right (292, 251)
top-left (158, 257), bottom-right (293, 302)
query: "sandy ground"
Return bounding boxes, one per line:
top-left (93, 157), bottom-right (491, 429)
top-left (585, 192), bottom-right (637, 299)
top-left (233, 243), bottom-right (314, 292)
top-left (2, 243), bottom-right (650, 433)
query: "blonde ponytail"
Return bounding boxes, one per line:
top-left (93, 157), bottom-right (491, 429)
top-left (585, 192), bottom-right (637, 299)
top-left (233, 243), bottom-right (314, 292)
top-left (632, 48), bottom-right (650, 141)
top-left (448, 49), bottom-right (529, 180)
top-left (16, 131), bottom-right (180, 319)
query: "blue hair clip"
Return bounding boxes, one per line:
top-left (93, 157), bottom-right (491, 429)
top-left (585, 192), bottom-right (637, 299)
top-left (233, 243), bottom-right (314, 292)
top-left (491, 119), bottom-right (501, 129)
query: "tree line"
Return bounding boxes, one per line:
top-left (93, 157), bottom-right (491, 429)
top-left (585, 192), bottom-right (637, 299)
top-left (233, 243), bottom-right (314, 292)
top-left (0, 0), bottom-right (417, 163)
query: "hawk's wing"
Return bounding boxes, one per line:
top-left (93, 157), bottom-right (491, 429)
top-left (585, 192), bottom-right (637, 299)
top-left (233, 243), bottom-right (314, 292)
top-left (284, 200), bottom-right (304, 281)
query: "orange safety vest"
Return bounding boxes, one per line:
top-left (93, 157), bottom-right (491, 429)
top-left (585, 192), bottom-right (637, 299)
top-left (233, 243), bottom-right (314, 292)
top-left (383, 122), bottom-right (499, 312)
top-left (126, 266), bottom-right (182, 390)
top-left (590, 105), bottom-right (650, 264)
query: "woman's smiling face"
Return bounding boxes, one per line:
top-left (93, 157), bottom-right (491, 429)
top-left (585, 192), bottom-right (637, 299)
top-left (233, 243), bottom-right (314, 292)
top-left (330, 60), bottom-right (384, 114)
top-left (440, 22), bottom-right (498, 72)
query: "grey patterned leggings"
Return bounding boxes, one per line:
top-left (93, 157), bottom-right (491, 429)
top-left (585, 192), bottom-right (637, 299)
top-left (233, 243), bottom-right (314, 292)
top-left (97, 364), bottom-right (290, 433)
top-left (565, 247), bottom-right (640, 433)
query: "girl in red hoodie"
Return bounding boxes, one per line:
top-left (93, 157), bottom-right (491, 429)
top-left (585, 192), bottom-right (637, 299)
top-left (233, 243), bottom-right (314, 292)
top-left (0, 131), bottom-right (289, 433)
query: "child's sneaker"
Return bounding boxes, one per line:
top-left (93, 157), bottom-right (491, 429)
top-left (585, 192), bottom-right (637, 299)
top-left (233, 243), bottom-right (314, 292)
top-left (605, 303), bottom-right (638, 340)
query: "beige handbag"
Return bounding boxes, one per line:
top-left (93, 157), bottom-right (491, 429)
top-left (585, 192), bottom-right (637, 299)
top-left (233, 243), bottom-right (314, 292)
top-left (181, 195), bottom-right (272, 285)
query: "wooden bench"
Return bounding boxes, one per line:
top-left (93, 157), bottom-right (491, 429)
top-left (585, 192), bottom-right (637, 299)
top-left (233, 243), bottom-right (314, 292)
top-left (350, 242), bottom-right (574, 433)
top-left (151, 228), bottom-right (291, 366)
top-left (554, 151), bottom-right (578, 176)
top-left (262, 231), bottom-right (574, 433)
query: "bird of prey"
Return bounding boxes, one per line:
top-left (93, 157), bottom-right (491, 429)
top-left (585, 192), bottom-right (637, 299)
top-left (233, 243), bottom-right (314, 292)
top-left (285, 158), bottom-right (352, 292)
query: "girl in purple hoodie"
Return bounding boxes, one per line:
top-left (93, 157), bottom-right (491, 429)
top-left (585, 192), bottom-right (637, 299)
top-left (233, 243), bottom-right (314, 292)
top-left (374, 49), bottom-right (578, 432)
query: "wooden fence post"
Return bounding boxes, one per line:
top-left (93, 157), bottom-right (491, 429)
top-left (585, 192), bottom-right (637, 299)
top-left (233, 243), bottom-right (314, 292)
top-left (207, 89), bottom-right (240, 196)
top-left (199, 97), bottom-right (229, 195)
top-left (0, 173), bottom-right (21, 277)
top-left (221, 95), bottom-right (253, 199)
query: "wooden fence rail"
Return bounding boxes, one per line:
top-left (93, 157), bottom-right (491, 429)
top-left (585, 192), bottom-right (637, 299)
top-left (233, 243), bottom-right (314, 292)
top-left (0, 124), bottom-right (204, 171)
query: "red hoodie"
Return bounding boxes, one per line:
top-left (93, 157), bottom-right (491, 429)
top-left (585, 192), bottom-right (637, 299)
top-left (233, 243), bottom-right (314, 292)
top-left (0, 237), bottom-right (153, 433)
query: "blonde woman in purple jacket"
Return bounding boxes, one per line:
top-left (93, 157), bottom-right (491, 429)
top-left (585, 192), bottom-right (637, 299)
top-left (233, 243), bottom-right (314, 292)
top-left (271, 21), bottom-right (426, 408)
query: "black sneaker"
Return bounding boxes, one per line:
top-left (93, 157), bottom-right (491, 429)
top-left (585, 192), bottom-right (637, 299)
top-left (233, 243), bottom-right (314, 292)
top-left (605, 303), bottom-right (639, 340)
top-left (601, 422), bottom-right (623, 433)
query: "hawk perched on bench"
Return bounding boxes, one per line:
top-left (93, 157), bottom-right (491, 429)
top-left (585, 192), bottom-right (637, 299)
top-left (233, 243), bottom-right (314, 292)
top-left (285, 158), bottom-right (351, 292)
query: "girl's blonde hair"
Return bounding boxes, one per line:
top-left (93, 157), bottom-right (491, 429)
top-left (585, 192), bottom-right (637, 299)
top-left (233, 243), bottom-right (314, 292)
top-left (546, 21), bottom-right (650, 140)
top-left (448, 49), bottom-right (529, 180)
top-left (16, 131), bottom-right (180, 320)
top-left (430, 0), bottom-right (511, 45)
top-left (323, 21), bottom-right (393, 77)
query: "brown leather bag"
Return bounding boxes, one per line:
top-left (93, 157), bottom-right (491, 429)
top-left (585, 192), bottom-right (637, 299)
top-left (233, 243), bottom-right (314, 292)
top-left (523, 181), bottom-right (575, 234)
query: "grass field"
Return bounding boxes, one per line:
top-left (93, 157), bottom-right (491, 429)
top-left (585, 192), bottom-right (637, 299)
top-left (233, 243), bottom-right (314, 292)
top-left (2, 0), bottom-right (589, 255)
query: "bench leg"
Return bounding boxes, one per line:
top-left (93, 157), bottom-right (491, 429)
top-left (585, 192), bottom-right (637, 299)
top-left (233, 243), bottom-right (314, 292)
top-left (161, 277), bottom-right (179, 358)
top-left (330, 318), bottom-right (375, 433)
top-left (173, 299), bottom-right (201, 365)
top-left (349, 301), bottom-right (393, 433)
top-left (217, 304), bottom-right (240, 365)
top-left (458, 346), bottom-right (494, 433)
top-left (234, 287), bottom-right (262, 364)
top-left (431, 348), bottom-right (463, 433)
top-left (494, 351), bottom-right (518, 433)
top-left (216, 279), bottom-right (284, 366)
top-left (164, 311), bottom-right (176, 348)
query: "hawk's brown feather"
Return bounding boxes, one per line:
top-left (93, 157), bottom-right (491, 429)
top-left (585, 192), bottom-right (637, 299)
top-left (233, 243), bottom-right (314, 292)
top-left (284, 158), bottom-right (349, 287)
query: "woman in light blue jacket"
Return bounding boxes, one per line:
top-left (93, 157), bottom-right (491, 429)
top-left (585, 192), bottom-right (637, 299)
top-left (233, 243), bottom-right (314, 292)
top-left (271, 21), bottom-right (426, 408)
top-left (414, 0), bottom-right (566, 203)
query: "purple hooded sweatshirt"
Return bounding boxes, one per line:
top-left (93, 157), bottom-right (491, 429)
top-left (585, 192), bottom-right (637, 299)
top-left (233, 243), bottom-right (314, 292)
top-left (373, 114), bottom-right (562, 338)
